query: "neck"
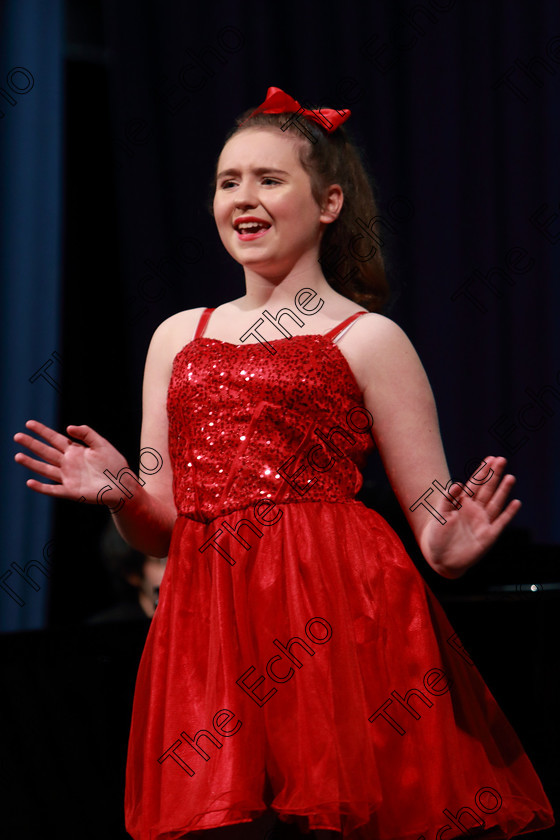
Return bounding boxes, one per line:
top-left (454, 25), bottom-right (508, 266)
top-left (240, 265), bottom-right (335, 311)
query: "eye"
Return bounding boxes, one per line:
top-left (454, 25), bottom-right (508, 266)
top-left (219, 179), bottom-right (237, 190)
top-left (262, 177), bottom-right (280, 185)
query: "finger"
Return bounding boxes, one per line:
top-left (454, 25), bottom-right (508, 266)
top-left (467, 456), bottom-right (508, 503)
top-left (13, 431), bottom-right (64, 466)
top-left (25, 477), bottom-right (77, 498)
top-left (487, 497), bottom-right (522, 536)
top-left (22, 419), bottom-right (74, 453)
top-left (66, 424), bottom-right (108, 448)
top-left (438, 457), bottom-right (507, 516)
top-left (434, 470), bottom-right (490, 513)
top-left (485, 473), bottom-right (518, 520)
top-left (14, 452), bottom-right (61, 482)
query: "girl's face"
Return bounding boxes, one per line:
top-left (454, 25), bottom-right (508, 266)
top-left (213, 127), bottom-right (338, 277)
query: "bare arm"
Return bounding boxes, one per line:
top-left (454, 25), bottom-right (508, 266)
top-left (13, 313), bottom-right (190, 557)
top-left (110, 314), bottom-right (182, 556)
top-left (358, 315), bottom-right (520, 578)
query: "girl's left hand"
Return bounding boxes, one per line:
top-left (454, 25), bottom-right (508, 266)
top-left (420, 456), bottom-right (521, 578)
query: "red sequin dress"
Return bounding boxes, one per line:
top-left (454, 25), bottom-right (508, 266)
top-left (125, 308), bottom-right (554, 840)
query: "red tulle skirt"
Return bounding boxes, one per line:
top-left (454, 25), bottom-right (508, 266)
top-left (125, 501), bottom-right (554, 839)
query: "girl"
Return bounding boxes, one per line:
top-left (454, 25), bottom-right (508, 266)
top-left (14, 87), bottom-right (554, 840)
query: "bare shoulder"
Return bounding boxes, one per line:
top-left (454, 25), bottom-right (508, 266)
top-left (353, 312), bottom-right (415, 352)
top-left (148, 307), bottom-right (208, 366)
top-left (339, 312), bottom-right (423, 393)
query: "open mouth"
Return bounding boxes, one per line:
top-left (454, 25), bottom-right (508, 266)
top-left (234, 220), bottom-right (271, 241)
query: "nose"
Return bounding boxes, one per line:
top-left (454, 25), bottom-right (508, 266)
top-left (234, 179), bottom-right (258, 209)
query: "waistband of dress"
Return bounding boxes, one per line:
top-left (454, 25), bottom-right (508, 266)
top-left (175, 497), bottom-right (361, 525)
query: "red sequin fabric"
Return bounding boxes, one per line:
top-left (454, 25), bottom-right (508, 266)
top-left (167, 327), bottom-right (374, 522)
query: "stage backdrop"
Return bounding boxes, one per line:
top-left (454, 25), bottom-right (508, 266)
top-left (1, 0), bottom-right (559, 631)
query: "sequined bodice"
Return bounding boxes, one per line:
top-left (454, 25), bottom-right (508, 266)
top-left (167, 314), bottom-right (375, 522)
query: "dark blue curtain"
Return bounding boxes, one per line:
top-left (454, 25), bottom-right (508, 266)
top-left (0, 0), bottom-right (64, 632)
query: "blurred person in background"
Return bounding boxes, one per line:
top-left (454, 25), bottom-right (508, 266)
top-left (87, 518), bottom-right (167, 623)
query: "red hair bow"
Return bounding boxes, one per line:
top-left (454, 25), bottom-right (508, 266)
top-left (246, 86), bottom-right (351, 133)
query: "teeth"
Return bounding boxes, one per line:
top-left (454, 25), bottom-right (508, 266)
top-left (237, 221), bottom-right (267, 230)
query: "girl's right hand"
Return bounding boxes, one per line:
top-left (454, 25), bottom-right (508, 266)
top-left (13, 420), bottom-right (130, 507)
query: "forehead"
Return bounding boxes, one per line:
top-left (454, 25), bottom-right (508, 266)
top-left (217, 127), bottom-right (305, 170)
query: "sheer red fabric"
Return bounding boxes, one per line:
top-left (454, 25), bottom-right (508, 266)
top-left (124, 311), bottom-right (554, 839)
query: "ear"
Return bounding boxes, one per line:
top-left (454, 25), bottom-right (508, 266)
top-left (319, 184), bottom-right (344, 225)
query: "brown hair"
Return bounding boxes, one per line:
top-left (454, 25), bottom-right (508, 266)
top-left (214, 109), bottom-right (390, 312)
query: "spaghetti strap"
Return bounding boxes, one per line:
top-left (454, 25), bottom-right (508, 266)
top-left (193, 307), bottom-right (214, 340)
top-left (325, 310), bottom-right (368, 343)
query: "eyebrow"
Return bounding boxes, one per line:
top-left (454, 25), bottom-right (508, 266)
top-left (216, 167), bottom-right (290, 180)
